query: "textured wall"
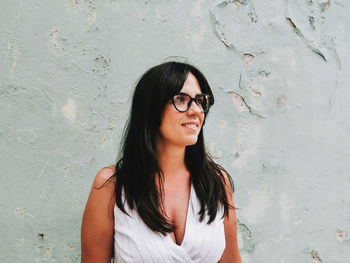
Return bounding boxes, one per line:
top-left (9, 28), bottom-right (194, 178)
top-left (1, 0), bottom-right (349, 262)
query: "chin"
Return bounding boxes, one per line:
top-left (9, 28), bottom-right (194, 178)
top-left (184, 137), bottom-right (198, 146)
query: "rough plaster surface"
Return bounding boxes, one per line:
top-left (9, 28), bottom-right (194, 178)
top-left (1, 0), bottom-right (349, 262)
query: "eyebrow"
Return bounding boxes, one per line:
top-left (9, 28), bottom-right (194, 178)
top-left (177, 92), bottom-right (204, 97)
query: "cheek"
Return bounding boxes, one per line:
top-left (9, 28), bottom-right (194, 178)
top-left (199, 115), bottom-right (205, 127)
top-left (159, 110), bottom-right (180, 137)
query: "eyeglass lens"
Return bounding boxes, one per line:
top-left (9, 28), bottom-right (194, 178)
top-left (173, 93), bottom-right (209, 112)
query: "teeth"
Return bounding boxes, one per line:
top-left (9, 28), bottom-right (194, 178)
top-left (183, 124), bottom-right (197, 129)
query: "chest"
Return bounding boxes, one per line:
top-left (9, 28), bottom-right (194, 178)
top-left (162, 181), bottom-right (191, 246)
top-left (114, 185), bottom-right (227, 263)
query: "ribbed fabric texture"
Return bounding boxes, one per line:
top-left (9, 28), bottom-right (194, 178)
top-left (113, 183), bottom-right (226, 263)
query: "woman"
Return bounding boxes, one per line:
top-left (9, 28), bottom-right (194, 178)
top-left (81, 61), bottom-right (242, 262)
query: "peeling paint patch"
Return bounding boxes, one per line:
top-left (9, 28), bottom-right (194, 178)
top-left (237, 220), bottom-right (256, 252)
top-left (227, 91), bottom-right (250, 112)
top-left (277, 95), bottom-right (287, 108)
top-left (70, 0), bottom-right (78, 8)
top-left (37, 233), bottom-right (44, 241)
top-left (227, 91), bottom-right (265, 118)
top-left (319, 1), bottom-right (330, 12)
top-left (67, 243), bottom-right (76, 251)
top-left (242, 53), bottom-right (254, 66)
top-left (304, 248), bottom-right (323, 263)
top-left (285, 0), bottom-right (341, 68)
top-left (209, 12), bottom-right (236, 51)
top-left (61, 98), bottom-right (77, 124)
top-left (95, 55), bottom-right (111, 68)
top-left (336, 229), bottom-right (347, 242)
top-left (286, 17), bottom-right (296, 29)
top-left (209, 0), bottom-right (262, 54)
top-left (15, 207), bottom-right (25, 216)
top-left (286, 15), bottom-right (326, 61)
top-left (310, 250), bottom-right (323, 263)
top-left (285, 17), bottom-right (304, 39)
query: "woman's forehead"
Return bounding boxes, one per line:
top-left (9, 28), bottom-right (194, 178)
top-left (179, 73), bottom-right (202, 95)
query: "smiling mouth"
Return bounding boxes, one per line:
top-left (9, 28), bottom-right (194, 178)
top-left (181, 123), bottom-right (199, 130)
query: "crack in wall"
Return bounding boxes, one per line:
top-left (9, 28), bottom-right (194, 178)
top-left (209, 10), bottom-right (238, 52)
top-left (227, 91), bottom-right (265, 118)
top-left (209, 0), bottom-right (261, 56)
top-left (286, 17), bottom-right (326, 61)
top-left (285, 0), bottom-right (341, 69)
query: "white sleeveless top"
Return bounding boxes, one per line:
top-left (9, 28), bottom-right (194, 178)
top-left (113, 183), bottom-right (226, 263)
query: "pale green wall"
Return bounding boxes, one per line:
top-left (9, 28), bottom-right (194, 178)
top-left (1, 0), bottom-right (349, 262)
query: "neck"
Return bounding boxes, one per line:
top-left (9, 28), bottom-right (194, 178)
top-left (156, 139), bottom-right (188, 179)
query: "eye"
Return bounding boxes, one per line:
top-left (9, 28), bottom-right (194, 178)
top-left (195, 94), bottom-right (210, 112)
top-left (174, 94), bottom-right (187, 103)
top-left (196, 95), bottom-right (207, 104)
top-left (196, 96), bottom-right (204, 103)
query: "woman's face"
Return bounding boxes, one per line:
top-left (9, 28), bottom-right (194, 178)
top-left (158, 72), bottom-right (205, 147)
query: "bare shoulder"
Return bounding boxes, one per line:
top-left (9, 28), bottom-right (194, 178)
top-left (83, 166), bottom-right (116, 221)
top-left (85, 165), bottom-right (117, 214)
top-left (81, 166), bottom-right (116, 261)
top-left (93, 166), bottom-right (116, 189)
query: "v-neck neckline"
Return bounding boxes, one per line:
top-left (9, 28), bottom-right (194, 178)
top-left (167, 181), bottom-right (192, 247)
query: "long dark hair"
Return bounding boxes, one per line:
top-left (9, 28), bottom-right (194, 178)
top-left (112, 61), bottom-right (234, 235)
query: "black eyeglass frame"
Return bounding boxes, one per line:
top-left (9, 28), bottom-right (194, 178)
top-left (171, 92), bottom-right (211, 113)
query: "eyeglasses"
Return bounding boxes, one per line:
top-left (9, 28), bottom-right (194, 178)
top-left (171, 92), bottom-right (211, 113)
